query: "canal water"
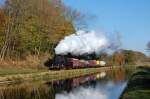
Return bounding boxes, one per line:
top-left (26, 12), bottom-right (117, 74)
top-left (0, 68), bottom-right (132, 99)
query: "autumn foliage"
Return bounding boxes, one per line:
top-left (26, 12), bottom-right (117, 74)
top-left (0, 0), bottom-right (77, 61)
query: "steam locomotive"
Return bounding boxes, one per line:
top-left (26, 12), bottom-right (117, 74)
top-left (45, 54), bottom-right (106, 70)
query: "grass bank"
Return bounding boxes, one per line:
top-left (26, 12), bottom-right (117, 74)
top-left (120, 66), bottom-right (150, 99)
top-left (0, 67), bottom-right (113, 85)
top-left (0, 67), bottom-right (47, 76)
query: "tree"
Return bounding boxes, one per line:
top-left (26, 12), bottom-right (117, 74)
top-left (122, 50), bottom-right (135, 65)
top-left (0, 8), bottom-right (6, 48)
top-left (109, 32), bottom-right (122, 51)
top-left (110, 51), bottom-right (125, 66)
top-left (61, 5), bottom-right (87, 30)
top-left (0, 8), bottom-right (6, 32)
top-left (147, 41), bottom-right (150, 53)
top-left (0, 0), bottom-right (75, 59)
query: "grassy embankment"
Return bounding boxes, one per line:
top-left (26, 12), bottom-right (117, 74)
top-left (120, 66), bottom-right (150, 99)
top-left (0, 67), bottom-right (112, 85)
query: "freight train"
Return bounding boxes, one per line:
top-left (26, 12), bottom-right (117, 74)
top-left (45, 55), bottom-right (106, 70)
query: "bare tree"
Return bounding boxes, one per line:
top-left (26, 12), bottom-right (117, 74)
top-left (147, 41), bottom-right (150, 53)
top-left (61, 5), bottom-right (87, 30)
top-left (109, 31), bottom-right (122, 51)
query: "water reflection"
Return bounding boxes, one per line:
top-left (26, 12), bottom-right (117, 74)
top-left (46, 73), bottom-right (104, 93)
top-left (0, 68), bottom-right (130, 99)
top-left (56, 81), bottom-right (126, 99)
top-left (0, 84), bottom-right (54, 99)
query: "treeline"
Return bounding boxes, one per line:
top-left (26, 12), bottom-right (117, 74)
top-left (100, 50), bottom-right (148, 66)
top-left (0, 0), bottom-right (83, 61)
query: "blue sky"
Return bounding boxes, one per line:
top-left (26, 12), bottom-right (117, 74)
top-left (0, 0), bottom-right (4, 5)
top-left (63, 0), bottom-right (150, 55)
top-left (0, 0), bottom-right (150, 55)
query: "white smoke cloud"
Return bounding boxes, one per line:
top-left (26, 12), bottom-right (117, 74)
top-left (55, 30), bottom-right (109, 55)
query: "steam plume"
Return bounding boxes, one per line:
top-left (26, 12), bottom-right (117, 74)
top-left (55, 30), bottom-right (109, 55)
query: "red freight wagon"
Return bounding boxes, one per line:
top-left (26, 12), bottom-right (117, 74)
top-left (79, 60), bottom-right (86, 68)
top-left (88, 60), bottom-right (97, 67)
top-left (68, 58), bottom-right (80, 68)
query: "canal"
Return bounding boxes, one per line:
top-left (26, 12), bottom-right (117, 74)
top-left (0, 68), bottom-right (133, 99)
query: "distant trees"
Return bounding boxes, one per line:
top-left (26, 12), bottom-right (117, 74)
top-left (123, 50), bottom-right (135, 65)
top-left (107, 50), bottom-right (148, 66)
top-left (147, 41), bottom-right (150, 53)
top-left (113, 52), bottom-right (125, 66)
top-left (0, 0), bottom-right (78, 60)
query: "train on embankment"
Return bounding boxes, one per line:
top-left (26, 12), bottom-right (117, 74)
top-left (45, 54), bottom-right (107, 70)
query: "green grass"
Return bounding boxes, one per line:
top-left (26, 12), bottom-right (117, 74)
top-left (121, 66), bottom-right (150, 99)
top-left (122, 90), bottom-right (150, 99)
top-left (0, 68), bottom-right (48, 76)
